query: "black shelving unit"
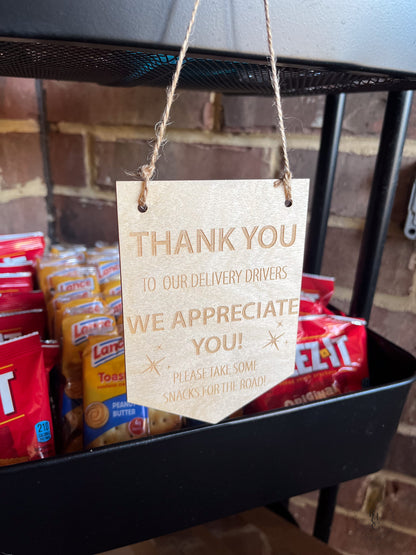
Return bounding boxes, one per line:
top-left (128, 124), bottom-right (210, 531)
top-left (0, 1), bottom-right (415, 553)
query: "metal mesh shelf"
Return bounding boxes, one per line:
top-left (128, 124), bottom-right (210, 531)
top-left (0, 40), bottom-right (415, 95)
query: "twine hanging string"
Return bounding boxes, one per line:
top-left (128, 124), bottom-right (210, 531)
top-left (263, 0), bottom-right (292, 206)
top-left (136, 0), bottom-right (292, 210)
top-left (136, 0), bottom-right (201, 211)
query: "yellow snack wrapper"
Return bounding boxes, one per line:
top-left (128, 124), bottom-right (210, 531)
top-left (37, 256), bottom-right (79, 295)
top-left (101, 279), bottom-right (121, 296)
top-left (47, 289), bottom-right (94, 339)
top-left (104, 295), bottom-right (122, 318)
top-left (60, 312), bottom-right (117, 453)
top-left (61, 312), bottom-right (117, 379)
top-left (54, 295), bottom-right (106, 341)
top-left (83, 335), bottom-right (148, 448)
top-left (50, 267), bottom-right (99, 296)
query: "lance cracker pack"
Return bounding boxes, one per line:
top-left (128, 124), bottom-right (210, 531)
top-left (60, 312), bottom-right (117, 452)
top-left (82, 335), bottom-right (148, 448)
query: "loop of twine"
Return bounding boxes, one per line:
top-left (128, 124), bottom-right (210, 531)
top-left (263, 0), bottom-right (292, 205)
top-left (136, 0), bottom-right (292, 210)
top-left (137, 0), bottom-right (201, 210)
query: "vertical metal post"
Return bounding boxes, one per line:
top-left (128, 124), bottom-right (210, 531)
top-left (312, 90), bottom-right (413, 544)
top-left (304, 93), bottom-right (345, 543)
top-left (350, 91), bottom-right (413, 321)
top-left (304, 93), bottom-right (346, 273)
top-left (36, 79), bottom-right (56, 243)
top-left (313, 486), bottom-right (339, 543)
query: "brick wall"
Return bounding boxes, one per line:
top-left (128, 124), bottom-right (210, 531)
top-left (0, 76), bottom-right (415, 553)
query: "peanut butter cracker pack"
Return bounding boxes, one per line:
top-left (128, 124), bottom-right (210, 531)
top-left (82, 335), bottom-right (148, 448)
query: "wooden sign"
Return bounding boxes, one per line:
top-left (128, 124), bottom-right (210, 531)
top-left (117, 179), bottom-right (309, 424)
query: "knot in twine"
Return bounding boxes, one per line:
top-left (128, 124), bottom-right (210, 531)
top-left (137, 165), bottom-right (154, 211)
top-left (275, 168), bottom-right (293, 208)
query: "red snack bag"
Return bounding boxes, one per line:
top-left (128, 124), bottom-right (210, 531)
top-left (0, 291), bottom-right (46, 313)
top-left (247, 315), bottom-right (368, 413)
top-left (300, 273), bottom-right (335, 316)
top-left (299, 298), bottom-right (334, 316)
top-left (301, 273), bottom-right (334, 305)
top-left (41, 340), bottom-right (61, 387)
top-left (0, 232), bottom-right (45, 264)
top-left (0, 333), bottom-right (55, 466)
top-left (0, 257), bottom-right (39, 287)
top-left (0, 309), bottom-right (47, 341)
top-left (0, 272), bottom-right (33, 292)
top-left (0, 260), bottom-right (34, 274)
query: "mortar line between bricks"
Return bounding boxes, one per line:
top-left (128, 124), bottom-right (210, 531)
top-left (269, 145), bottom-right (278, 179)
top-left (83, 131), bottom-right (95, 192)
top-left (52, 184), bottom-right (115, 203)
top-left (291, 496), bottom-right (416, 537)
top-left (397, 422), bottom-right (416, 437)
top-left (53, 122), bottom-right (416, 157)
top-left (378, 469), bottom-right (416, 487)
top-left (0, 119), bottom-right (39, 133)
top-left (334, 285), bottom-right (416, 314)
top-left (327, 216), bottom-right (405, 239)
top-left (0, 178), bottom-right (47, 203)
top-left (211, 92), bottom-right (223, 133)
top-left (410, 266), bottom-right (416, 305)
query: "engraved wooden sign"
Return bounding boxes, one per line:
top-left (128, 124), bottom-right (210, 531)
top-left (117, 179), bottom-right (309, 423)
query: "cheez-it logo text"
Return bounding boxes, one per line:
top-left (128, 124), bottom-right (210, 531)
top-left (295, 335), bottom-right (351, 375)
top-left (0, 367), bottom-right (16, 416)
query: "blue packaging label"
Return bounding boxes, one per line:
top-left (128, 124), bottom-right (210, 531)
top-left (84, 393), bottom-right (148, 445)
top-left (35, 420), bottom-right (51, 443)
top-left (61, 391), bottom-right (82, 417)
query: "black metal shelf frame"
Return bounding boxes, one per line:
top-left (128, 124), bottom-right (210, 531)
top-left (305, 90), bottom-right (414, 541)
top-left (0, 36), bottom-right (415, 555)
top-left (0, 329), bottom-right (414, 555)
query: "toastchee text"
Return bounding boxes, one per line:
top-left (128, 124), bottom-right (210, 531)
top-left (129, 224), bottom-right (297, 256)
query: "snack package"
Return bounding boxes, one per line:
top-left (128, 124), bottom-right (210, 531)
top-left (0, 333), bottom-right (55, 466)
top-left (41, 340), bottom-right (61, 387)
top-left (104, 295), bottom-right (122, 318)
top-left (47, 289), bottom-right (93, 338)
top-left (0, 232), bottom-right (45, 264)
top-left (299, 297), bottom-right (334, 316)
top-left (83, 336), bottom-right (148, 448)
top-left (60, 312), bottom-right (117, 452)
top-left (0, 290), bottom-right (46, 313)
top-left (50, 267), bottom-right (99, 296)
top-left (95, 259), bottom-right (120, 286)
top-left (37, 255), bottom-right (80, 295)
top-left (101, 279), bottom-right (121, 296)
top-left (86, 246), bottom-right (119, 262)
top-left (50, 244), bottom-right (86, 263)
top-left (53, 296), bottom-right (106, 341)
top-left (45, 265), bottom-right (85, 290)
top-left (0, 309), bottom-right (47, 341)
top-left (0, 260), bottom-right (34, 274)
top-left (0, 272), bottom-right (33, 292)
top-left (148, 408), bottom-right (183, 435)
top-left (300, 273), bottom-right (335, 315)
top-left (247, 315), bottom-right (369, 413)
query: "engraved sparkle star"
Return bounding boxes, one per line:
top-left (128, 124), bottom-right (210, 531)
top-left (142, 354), bottom-right (165, 376)
top-left (263, 331), bottom-right (285, 351)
